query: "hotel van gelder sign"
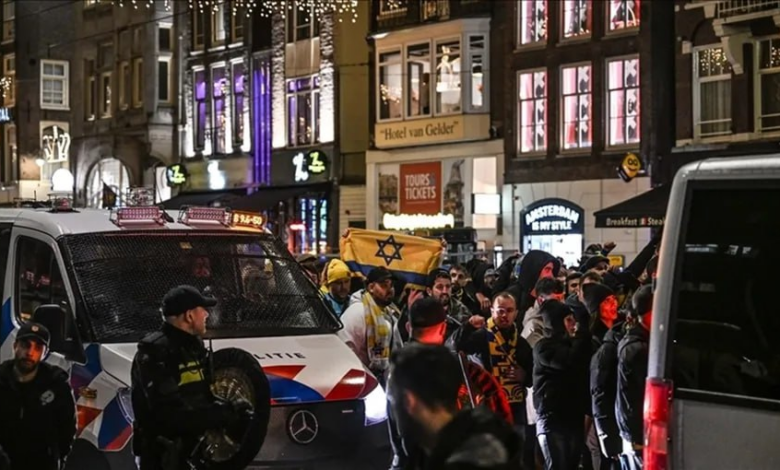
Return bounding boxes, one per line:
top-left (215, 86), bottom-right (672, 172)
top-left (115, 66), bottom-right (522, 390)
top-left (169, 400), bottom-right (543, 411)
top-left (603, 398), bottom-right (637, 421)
top-left (374, 114), bottom-right (489, 149)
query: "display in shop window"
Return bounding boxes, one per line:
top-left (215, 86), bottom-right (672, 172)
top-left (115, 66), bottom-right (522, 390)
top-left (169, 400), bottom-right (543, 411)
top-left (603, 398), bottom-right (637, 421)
top-left (443, 159), bottom-right (465, 223)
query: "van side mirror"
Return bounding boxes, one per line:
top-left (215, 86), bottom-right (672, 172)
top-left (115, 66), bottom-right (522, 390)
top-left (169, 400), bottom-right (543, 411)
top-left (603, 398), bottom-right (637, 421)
top-left (32, 304), bottom-right (86, 364)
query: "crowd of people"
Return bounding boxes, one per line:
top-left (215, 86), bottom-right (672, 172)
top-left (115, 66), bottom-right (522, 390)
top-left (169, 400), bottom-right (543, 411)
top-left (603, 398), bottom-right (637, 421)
top-left (306, 243), bottom-right (659, 470)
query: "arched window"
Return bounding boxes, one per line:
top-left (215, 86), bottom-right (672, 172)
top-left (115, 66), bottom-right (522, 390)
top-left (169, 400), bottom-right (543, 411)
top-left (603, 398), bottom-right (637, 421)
top-left (86, 158), bottom-right (130, 208)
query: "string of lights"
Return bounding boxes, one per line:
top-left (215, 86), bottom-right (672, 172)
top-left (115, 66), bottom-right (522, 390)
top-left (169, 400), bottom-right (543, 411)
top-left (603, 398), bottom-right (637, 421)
top-left (111, 0), bottom-right (360, 22)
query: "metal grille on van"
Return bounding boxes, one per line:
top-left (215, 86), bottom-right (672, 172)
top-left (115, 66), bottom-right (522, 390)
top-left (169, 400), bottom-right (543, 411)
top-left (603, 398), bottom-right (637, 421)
top-left (58, 231), bottom-right (340, 343)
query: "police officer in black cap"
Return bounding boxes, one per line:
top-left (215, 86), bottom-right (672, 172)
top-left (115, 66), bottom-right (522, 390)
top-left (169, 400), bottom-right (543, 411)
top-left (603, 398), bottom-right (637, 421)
top-left (131, 285), bottom-right (247, 470)
top-left (0, 322), bottom-right (76, 470)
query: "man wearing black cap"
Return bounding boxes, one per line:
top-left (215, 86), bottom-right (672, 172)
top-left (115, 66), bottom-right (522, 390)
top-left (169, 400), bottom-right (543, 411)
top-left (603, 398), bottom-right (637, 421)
top-left (338, 266), bottom-right (401, 385)
top-left (0, 322), bottom-right (76, 470)
top-left (131, 285), bottom-right (246, 470)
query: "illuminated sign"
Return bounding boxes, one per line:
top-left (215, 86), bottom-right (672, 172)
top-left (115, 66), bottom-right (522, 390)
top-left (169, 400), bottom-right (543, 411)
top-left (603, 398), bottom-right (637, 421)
top-left (166, 164), bottom-right (189, 186)
top-left (618, 153), bottom-right (642, 182)
top-left (293, 150), bottom-right (328, 182)
top-left (0, 107), bottom-right (11, 123)
top-left (41, 125), bottom-right (71, 163)
top-left (382, 213), bottom-right (455, 231)
top-left (522, 199), bottom-right (585, 235)
top-left (231, 211), bottom-right (265, 229)
top-left (307, 150), bottom-right (327, 175)
top-left (289, 222), bottom-right (306, 232)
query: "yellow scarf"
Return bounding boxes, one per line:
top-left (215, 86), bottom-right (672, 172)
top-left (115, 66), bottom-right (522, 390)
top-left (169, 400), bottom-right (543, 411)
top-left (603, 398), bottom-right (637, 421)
top-left (486, 317), bottom-right (524, 403)
top-left (361, 291), bottom-right (399, 374)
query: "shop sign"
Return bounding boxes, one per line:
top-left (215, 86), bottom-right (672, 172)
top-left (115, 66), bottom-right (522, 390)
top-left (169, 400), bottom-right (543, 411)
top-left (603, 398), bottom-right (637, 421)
top-left (375, 116), bottom-right (465, 148)
top-left (383, 213), bottom-right (455, 231)
top-left (166, 164), bottom-right (189, 186)
top-left (41, 125), bottom-right (70, 163)
top-left (522, 198), bottom-right (585, 235)
top-left (602, 216), bottom-right (664, 228)
top-left (232, 210), bottom-right (264, 229)
top-left (399, 162), bottom-right (441, 215)
top-left (618, 152), bottom-right (643, 182)
top-left (293, 150), bottom-right (328, 182)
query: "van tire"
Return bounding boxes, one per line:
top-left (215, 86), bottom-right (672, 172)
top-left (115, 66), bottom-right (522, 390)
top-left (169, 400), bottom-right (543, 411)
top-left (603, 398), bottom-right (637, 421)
top-left (195, 347), bottom-right (271, 470)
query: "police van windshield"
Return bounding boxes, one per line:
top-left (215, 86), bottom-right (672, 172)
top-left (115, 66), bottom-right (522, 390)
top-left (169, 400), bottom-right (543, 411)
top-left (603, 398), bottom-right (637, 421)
top-left (58, 231), bottom-right (340, 343)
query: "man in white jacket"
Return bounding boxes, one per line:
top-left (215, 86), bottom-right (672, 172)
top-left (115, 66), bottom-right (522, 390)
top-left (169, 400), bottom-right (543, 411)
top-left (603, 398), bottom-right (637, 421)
top-left (521, 277), bottom-right (565, 347)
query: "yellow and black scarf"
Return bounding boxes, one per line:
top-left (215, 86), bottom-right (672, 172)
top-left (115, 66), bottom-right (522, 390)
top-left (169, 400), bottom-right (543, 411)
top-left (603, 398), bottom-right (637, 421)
top-left (486, 318), bottom-right (524, 404)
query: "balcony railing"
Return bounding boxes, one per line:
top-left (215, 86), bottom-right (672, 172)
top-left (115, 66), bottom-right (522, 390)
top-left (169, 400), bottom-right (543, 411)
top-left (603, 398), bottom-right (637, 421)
top-left (715, 0), bottom-right (780, 19)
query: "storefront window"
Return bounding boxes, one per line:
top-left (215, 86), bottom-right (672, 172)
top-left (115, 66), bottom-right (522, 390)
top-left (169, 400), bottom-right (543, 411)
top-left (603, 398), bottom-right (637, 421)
top-left (406, 43), bottom-right (431, 117)
top-left (468, 35), bottom-right (486, 111)
top-left (379, 50), bottom-right (403, 121)
top-left (435, 39), bottom-right (461, 115)
top-left (87, 157), bottom-right (130, 209)
top-left (194, 69), bottom-right (207, 149)
top-left (295, 198), bottom-right (328, 254)
top-left (233, 62), bottom-right (247, 146)
top-left (212, 66), bottom-right (228, 155)
top-left (286, 75), bottom-right (320, 147)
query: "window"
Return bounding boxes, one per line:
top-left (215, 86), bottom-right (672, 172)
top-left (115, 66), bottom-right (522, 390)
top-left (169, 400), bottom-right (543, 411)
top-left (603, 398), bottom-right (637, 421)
top-left (158, 25), bottom-right (172, 51)
top-left (158, 59), bottom-right (171, 103)
top-left (2, 0), bottom-right (13, 42)
top-left (133, 27), bottom-right (144, 54)
top-left (119, 61), bottom-right (130, 110)
top-left (757, 38), bottom-right (780, 132)
top-left (379, 0), bottom-right (408, 16)
top-left (212, 1), bottom-right (226, 44)
top-left (98, 43), bottom-right (113, 69)
top-left (16, 237), bottom-right (69, 323)
top-left (193, 9), bottom-right (205, 49)
top-left (85, 59), bottom-right (96, 120)
top-left (378, 49), bottom-right (402, 121)
top-left (133, 58), bottom-right (143, 108)
top-left (406, 43), bottom-right (431, 117)
top-left (563, 0), bottom-right (591, 38)
top-left (561, 64), bottom-right (592, 150)
top-left (194, 69), bottom-right (207, 149)
top-left (518, 70), bottom-right (547, 153)
top-left (286, 75), bottom-right (320, 147)
top-left (212, 66), bottom-right (228, 153)
top-left (232, 62), bottom-right (246, 145)
top-left (518, 0), bottom-right (547, 45)
top-left (230, 14), bottom-right (243, 43)
top-left (694, 46), bottom-right (731, 138)
top-left (41, 60), bottom-right (69, 109)
top-left (669, 184), bottom-right (780, 403)
top-left (3, 53), bottom-right (14, 107)
top-left (607, 57), bottom-right (640, 146)
top-left (435, 39), bottom-right (461, 115)
top-left (287, 3), bottom-right (318, 43)
top-left (100, 72), bottom-right (112, 118)
top-left (609, 0), bottom-right (640, 31)
top-left (469, 35), bottom-right (486, 111)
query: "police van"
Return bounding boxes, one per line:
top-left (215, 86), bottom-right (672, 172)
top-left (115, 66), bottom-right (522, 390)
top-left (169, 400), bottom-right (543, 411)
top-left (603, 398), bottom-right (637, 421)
top-left (646, 155), bottom-right (780, 469)
top-left (0, 202), bottom-right (388, 470)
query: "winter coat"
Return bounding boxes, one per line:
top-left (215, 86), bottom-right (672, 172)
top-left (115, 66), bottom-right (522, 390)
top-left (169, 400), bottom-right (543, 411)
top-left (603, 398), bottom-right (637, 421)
top-left (590, 322), bottom-right (627, 457)
top-left (617, 323), bottom-right (649, 444)
top-left (532, 302), bottom-right (591, 434)
top-left (409, 407), bottom-right (522, 470)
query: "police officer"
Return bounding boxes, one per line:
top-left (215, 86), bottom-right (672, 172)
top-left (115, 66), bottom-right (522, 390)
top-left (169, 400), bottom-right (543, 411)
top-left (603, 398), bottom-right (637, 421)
top-left (131, 285), bottom-right (246, 470)
top-left (0, 322), bottom-right (76, 470)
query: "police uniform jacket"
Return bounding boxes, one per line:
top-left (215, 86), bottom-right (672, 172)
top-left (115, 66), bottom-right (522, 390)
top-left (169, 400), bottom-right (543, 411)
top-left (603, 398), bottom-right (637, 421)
top-left (0, 360), bottom-right (76, 470)
top-left (131, 323), bottom-right (236, 467)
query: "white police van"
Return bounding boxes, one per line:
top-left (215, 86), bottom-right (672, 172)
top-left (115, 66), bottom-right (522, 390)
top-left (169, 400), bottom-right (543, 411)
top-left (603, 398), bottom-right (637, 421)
top-left (646, 155), bottom-right (780, 470)
top-left (0, 202), bottom-right (388, 470)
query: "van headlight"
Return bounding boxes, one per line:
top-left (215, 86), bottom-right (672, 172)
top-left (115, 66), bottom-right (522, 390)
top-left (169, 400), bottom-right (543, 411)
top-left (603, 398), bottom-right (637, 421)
top-left (363, 383), bottom-right (388, 426)
top-left (117, 387), bottom-right (135, 423)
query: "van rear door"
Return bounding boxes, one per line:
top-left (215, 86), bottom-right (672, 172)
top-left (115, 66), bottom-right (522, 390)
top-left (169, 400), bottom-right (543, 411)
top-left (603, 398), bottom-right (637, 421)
top-left (660, 180), bottom-right (780, 469)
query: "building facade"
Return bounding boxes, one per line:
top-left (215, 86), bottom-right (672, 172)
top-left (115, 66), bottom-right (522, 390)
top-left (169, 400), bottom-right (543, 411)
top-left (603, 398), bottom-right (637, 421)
top-left (366, 0), bottom-right (503, 260)
top-left (666, 0), bottom-right (780, 183)
top-left (0, 1), bottom-right (76, 203)
top-left (498, 0), bottom-right (665, 265)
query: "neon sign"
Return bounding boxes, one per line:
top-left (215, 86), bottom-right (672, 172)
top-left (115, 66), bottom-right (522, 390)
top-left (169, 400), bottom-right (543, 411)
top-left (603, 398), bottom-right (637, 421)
top-left (166, 164), bottom-right (188, 186)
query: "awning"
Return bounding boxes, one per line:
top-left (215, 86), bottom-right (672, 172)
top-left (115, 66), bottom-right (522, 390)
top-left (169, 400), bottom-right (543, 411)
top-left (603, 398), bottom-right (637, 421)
top-left (161, 188), bottom-right (247, 210)
top-left (594, 185), bottom-right (671, 228)
top-left (229, 182), bottom-right (332, 212)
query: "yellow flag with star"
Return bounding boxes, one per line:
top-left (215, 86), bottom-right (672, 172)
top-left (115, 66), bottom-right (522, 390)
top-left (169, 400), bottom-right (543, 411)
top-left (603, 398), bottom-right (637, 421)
top-left (339, 229), bottom-right (445, 289)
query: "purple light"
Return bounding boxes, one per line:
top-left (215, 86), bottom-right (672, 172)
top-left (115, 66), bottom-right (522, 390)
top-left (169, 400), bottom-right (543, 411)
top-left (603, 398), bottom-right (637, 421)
top-left (252, 57), bottom-right (271, 186)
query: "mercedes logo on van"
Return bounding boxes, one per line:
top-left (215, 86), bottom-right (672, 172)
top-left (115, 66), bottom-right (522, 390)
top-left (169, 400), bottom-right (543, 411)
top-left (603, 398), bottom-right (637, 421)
top-left (287, 409), bottom-right (319, 445)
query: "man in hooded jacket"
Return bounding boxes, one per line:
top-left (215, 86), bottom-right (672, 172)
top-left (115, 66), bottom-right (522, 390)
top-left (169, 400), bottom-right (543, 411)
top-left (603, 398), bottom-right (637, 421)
top-left (496, 250), bottom-right (560, 316)
top-left (533, 300), bottom-right (591, 470)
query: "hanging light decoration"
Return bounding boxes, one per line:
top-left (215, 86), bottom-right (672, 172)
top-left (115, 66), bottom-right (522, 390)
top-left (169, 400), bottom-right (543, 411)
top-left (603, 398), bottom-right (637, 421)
top-left (113, 0), bottom-right (359, 22)
top-left (0, 76), bottom-right (11, 99)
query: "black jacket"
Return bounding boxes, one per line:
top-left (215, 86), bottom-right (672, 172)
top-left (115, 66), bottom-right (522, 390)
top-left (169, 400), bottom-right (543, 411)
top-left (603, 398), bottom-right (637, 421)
top-left (617, 324), bottom-right (649, 444)
top-left (590, 323), bottom-right (627, 457)
top-left (410, 407), bottom-right (521, 470)
top-left (0, 361), bottom-right (76, 470)
top-left (131, 323), bottom-right (237, 468)
top-left (533, 302), bottom-right (591, 434)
